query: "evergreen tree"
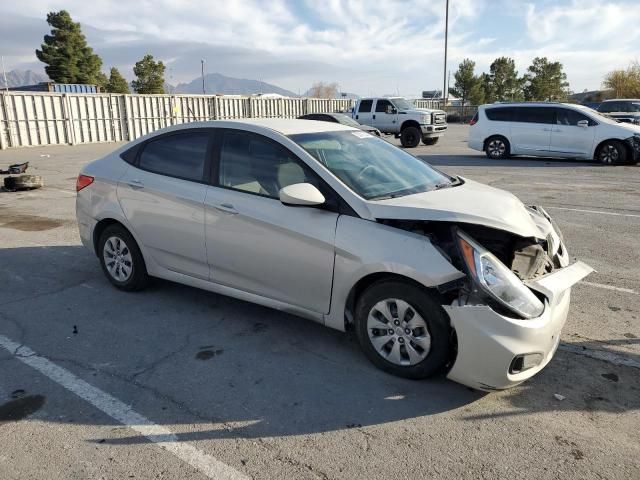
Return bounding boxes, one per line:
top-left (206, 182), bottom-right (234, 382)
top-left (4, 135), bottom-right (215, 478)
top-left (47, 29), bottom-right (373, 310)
top-left (449, 59), bottom-right (479, 106)
top-left (489, 57), bottom-right (523, 101)
top-left (523, 57), bottom-right (569, 101)
top-left (132, 55), bottom-right (165, 94)
top-left (106, 67), bottom-right (130, 93)
top-left (35, 10), bottom-right (102, 84)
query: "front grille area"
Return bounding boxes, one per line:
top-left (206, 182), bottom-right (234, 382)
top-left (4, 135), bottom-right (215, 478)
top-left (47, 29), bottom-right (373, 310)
top-left (434, 113), bottom-right (446, 124)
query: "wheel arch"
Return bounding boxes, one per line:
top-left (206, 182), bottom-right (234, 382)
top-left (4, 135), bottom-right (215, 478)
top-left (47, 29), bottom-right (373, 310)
top-left (593, 138), bottom-right (632, 161)
top-left (343, 272), bottom-right (445, 332)
top-left (483, 134), bottom-right (510, 152)
top-left (400, 119), bottom-right (421, 131)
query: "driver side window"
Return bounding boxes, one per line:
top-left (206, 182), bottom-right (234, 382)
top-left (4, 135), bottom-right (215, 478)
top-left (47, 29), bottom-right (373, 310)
top-left (219, 131), bottom-right (317, 199)
top-left (375, 99), bottom-right (393, 113)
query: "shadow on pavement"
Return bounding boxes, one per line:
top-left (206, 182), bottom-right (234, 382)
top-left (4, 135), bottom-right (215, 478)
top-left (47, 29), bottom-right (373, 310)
top-left (418, 154), bottom-right (602, 169)
top-left (1, 245), bottom-right (638, 446)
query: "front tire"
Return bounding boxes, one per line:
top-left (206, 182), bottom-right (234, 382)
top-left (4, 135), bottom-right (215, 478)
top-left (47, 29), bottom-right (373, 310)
top-left (597, 140), bottom-right (627, 165)
top-left (400, 126), bottom-right (421, 148)
top-left (354, 280), bottom-right (450, 379)
top-left (422, 136), bottom-right (439, 146)
top-left (485, 136), bottom-right (510, 159)
top-left (98, 224), bottom-right (149, 291)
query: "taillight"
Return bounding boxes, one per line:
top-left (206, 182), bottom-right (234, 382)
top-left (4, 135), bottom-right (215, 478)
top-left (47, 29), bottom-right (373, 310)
top-left (470, 113), bottom-right (478, 126)
top-left (76, 174), bottom-right (94, 192)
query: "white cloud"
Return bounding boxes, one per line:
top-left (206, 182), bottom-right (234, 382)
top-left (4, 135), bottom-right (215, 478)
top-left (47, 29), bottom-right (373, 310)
top-left (1, 0), bottom-right (638, 94)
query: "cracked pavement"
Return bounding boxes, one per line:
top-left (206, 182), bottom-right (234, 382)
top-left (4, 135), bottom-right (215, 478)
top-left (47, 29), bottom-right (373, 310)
top-left (0, 125), bottom-right (639, 479)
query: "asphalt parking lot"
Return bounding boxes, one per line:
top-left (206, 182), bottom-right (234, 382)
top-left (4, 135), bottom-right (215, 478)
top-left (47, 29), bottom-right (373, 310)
top-left (0, 123), bottom-right (638, 479)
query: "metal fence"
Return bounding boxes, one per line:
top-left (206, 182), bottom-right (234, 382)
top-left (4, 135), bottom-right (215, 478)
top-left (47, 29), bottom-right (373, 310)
top-left (0, 93), bottom-right (360, 149)
top-left (0, 92), bottom-right (445, 149)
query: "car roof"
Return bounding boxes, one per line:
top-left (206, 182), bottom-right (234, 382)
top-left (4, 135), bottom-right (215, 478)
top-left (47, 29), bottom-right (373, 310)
top-left (601, 98), bottom-right (640, 102)
top-left (222, 118), bottom-right (356, 134)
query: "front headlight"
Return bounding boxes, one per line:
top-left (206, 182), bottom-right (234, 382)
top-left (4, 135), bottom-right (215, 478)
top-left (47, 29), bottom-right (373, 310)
top-left (457, 231), bottom-right (545, 319)
top-left (421, 114), bottom-right (432, 124)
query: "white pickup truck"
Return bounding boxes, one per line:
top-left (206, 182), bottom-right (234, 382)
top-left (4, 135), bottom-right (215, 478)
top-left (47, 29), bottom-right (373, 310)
top-left (352, 97), bottom-right (447, 147)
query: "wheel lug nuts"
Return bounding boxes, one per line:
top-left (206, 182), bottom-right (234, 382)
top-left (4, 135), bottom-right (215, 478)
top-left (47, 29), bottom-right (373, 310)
top-left (388, 329), bottom-right (394, 335)
top-left (398, 338), bottom-right (405, 344)
top-left (405, 328), bottom-right (411, 335)
top-left (393, 319), bottom-right (400, 326)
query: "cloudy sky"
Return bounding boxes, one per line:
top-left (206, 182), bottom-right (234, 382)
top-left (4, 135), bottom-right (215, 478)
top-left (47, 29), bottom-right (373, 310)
top-left (1, 0), bottom-right (639, 96)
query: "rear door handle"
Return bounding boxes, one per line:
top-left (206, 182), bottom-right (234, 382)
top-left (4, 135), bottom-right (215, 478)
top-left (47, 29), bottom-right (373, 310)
top-left (128, 179), bottom-right (144, 189)
top-left (542, 128), bottom-right (552, 131)
top-left (214, 203), bottom-right (238, 214)
top-left (373, 114), bottom-right (376, 120)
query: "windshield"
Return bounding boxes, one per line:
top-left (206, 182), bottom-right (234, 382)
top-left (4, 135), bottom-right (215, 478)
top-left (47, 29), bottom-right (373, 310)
top-left (598, 101), bottom-right (640, 113)
top-left (289, 131), bottom-right (453, 200)
top-left (333, 114), bottom-right (362, 128)
top-left (390, 98), bottom-right (414, 110)
top-left (574, 104), bottom-right (620, 125)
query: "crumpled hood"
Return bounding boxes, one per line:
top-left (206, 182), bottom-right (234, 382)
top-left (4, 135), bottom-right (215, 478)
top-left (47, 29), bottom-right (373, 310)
top-left (366, 178), bottom-right (545, 239)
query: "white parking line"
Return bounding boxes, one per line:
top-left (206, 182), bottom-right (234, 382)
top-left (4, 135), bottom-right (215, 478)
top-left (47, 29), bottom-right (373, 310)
top-left (580, 281), bottom-right (639, 295)
top-left (546, 206), bottom-right (640, 218)
top-left (0, 334), bottom-right (248, 480)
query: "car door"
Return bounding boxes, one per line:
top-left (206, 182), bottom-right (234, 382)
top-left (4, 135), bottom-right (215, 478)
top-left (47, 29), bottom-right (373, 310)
top-left (354, 99), bottom-right (374, 125)
top-left (549, 107), bottom-right (597, 157)
top-left (204, 129), bottom-right (339, 314)
top-left (509, 107), bottom-right (554, 155)
top-left (117, 129), bottom-right (212, 280)
top-left (373, 98), bottom-right (398, 131)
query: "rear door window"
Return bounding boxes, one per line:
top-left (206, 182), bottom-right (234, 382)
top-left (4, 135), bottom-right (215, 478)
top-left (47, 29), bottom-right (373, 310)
top-left (138, 131), bottom-right (210, 182)
top-left (513, 107), bottom-right (554, 124)
top-left (358, 100), bottom-right (373, 113)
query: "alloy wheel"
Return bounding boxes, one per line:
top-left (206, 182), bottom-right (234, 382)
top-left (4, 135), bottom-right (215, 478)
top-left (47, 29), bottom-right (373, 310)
top-left (103, 236), bottom-right (133, 282)
top-left (599, 144), bottom-right (619, 164)
top-left (487, 139), bottom-right (506, 158)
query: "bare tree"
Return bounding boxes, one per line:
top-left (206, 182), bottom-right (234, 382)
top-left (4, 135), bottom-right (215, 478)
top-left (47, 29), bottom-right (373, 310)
top-left (308, 81), bottom-right (339, 98)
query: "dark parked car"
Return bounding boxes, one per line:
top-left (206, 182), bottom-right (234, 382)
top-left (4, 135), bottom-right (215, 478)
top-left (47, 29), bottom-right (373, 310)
top-left (597, 99), bottom-right (640, 125)
top-left (298, 113), bottom-right (381, 136)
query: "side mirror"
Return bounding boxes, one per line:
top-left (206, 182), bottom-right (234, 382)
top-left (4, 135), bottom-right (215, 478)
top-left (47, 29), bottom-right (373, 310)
top-left (279, 183), bottom-right (325, 206)
top-left (385, 105), bottom-right (397, 114)
top-left (577, 119), bottom-right (589, 128)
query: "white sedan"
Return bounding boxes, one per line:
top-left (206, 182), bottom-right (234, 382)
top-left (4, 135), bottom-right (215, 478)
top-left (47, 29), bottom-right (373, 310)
top-left (76, 119), bottom-right (592, 390)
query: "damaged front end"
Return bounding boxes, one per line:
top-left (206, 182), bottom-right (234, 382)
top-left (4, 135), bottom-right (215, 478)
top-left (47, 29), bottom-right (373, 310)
top-left (379, 206), bottom-right (593, 390)
top-left (379, 204), bottom-right (568, 315)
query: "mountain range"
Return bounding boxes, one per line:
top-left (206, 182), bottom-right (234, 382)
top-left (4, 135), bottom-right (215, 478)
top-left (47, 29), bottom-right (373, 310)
top-left (1, 69), bottom-right (49, 88)
top-left (174, 73), bottom-right (297, 96)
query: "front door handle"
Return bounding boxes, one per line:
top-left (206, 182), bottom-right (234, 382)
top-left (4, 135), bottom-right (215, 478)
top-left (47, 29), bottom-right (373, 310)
top-left (128, 179), bottom-right (144, 189)
top-left (214, 203), bottom-right (238, 214)
top-left (373, 114), bottom-right (376, 120)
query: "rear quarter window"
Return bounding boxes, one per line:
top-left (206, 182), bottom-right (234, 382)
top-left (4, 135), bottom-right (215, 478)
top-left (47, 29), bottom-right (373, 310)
top-left (485, 107), bottom-right (514, 121)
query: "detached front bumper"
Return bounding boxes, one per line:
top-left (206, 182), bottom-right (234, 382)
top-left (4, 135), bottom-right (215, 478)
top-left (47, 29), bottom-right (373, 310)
top-left (624, 136), bottom-right (640, 163)
top-left (444, 261), bottom-right (593, 391)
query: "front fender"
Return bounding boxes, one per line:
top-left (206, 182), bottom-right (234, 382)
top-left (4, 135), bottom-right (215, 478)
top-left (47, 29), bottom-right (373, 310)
top-left (324, 216), bottom-right (464, 331)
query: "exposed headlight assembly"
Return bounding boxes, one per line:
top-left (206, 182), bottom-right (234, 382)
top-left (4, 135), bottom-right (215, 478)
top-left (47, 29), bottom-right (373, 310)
top-left (457, 230), bottom-right (545, 319)
top-left (421, 114), bottom-right (432, 125)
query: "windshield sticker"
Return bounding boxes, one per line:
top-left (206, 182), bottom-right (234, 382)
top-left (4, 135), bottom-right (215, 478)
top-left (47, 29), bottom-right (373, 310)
top-left (351, 131), bottom-right (373, 138)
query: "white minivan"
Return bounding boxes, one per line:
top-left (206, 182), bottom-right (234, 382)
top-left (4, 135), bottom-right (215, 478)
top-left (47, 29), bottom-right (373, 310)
top-left (468, 102), bottom-right (640, 164)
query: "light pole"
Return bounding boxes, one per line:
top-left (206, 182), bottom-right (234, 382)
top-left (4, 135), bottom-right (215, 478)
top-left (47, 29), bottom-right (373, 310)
top-left (201, 59), bottom-right (206, 95)
top-left (443, 0), bottom-right (449, 107)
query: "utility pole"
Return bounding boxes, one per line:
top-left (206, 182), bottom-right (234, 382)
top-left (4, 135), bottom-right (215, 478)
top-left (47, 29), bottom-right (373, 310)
top-left (1, 56), bottom-right (9, 93)
top-left (443, 0), bottom-right (449, 108)
top-left (201, 59), bottom-right (205, 95)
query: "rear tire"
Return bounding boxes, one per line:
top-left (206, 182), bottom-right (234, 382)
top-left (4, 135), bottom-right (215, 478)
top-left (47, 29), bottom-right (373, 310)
top-left (485, 136), bottom-right (510, 159)
top-left (354, 280), bottom-right (450, 379)
top-left (422, 137), bottom-right (439, 146)
top-left (400, 126), bottom-right (421, 148)
top-left (596, 140), bottom-right (627, 165)
top-left (98, 224), bottom-right (149, 291)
